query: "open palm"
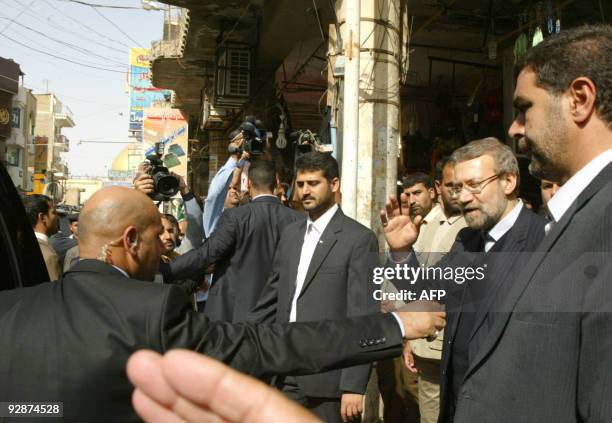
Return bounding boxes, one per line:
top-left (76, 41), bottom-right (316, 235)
top-left (380, 194), bottom-right (421, 252)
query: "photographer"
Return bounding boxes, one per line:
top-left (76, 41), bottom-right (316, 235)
top-left (133, 165), bottom-right (203, 253)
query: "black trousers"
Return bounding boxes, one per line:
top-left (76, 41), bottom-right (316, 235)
top-left (280, 376), bottom-right (345, 423)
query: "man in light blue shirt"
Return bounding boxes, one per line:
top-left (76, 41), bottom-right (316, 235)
top-left (203, 130), bottom-right (249, 237)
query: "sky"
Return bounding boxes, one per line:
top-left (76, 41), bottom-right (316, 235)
top-left (0, 0), bottom-right (165, 176)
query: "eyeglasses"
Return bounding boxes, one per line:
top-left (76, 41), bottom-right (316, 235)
top-left (449, 174), bottom-right (500, 196)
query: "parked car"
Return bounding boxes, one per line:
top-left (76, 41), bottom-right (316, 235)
top-left (0, 162), bottom-right (49, 290)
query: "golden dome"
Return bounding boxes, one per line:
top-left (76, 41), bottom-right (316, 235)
top-left (110, 143), bottom-right (144, 172)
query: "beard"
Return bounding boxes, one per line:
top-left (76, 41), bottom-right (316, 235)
top-left (463, 197), bottom-right (507, 231)
top-left (521, 102), bottom-right (568, 181)
top-left (441, 195), bottom-right (462, 216)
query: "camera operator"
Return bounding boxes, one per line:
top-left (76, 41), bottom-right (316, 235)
top-left (203, 130), bottom-right (250, 238)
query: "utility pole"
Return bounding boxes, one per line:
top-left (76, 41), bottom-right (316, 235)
top-left (340, 0), bottom-right (360, 219)
top-left (335, 0), bottom-right (402, 237)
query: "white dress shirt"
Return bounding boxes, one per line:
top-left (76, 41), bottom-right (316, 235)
top-left (34, 232), bottom-right (49, 243)
top-left (484, 199), bottom-right (524, 252)
top-left (545, 148), bottom-right (612, 234)
top-left (289, 203), bottom-right (338, 322)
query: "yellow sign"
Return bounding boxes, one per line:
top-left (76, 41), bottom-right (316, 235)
top-left (0, 108), bottom-right (10, 125)
top-left (130, 48), bottom-right (150, 68)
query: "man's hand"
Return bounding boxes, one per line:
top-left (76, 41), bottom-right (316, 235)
top-left (127, 349), bottom-right (322, 423)
top-left (403, 342), bottom-right (418, 373)
top-left (395, 301), bottom-right (446, 340)
top-left (380, 194), bottom-right (422, 253)
top-left (133, 173), bottom-right (155, 195)
top-left (170, 172), bottom-right (188, 196)
top-left (340, 393), bottom-right (363, 422)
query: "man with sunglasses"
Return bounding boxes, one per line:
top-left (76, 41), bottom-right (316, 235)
top-left (381, 137), bottom-right (546, 423)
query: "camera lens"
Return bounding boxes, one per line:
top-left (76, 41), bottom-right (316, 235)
top-left (156, 174), bottom-right (179, 197)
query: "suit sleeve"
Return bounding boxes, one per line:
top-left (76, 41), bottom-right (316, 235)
top-left (578, 252), bottom-right (612, 421)
top-left (156, 285), bottom-right (404, 379)
top-left (162, 210), bottom-right (238, 281)
top-left (339, 231), bottom-right (381, 394)
top-left (386, 236), bottom-right (466, 308)
top-left (246, 242), bottom-right (282, 324)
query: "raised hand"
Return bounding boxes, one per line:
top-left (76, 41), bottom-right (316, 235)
top-left (380, 194), bottom-right (422, 252)
top-left (127, 349), bottom-right (322, 423)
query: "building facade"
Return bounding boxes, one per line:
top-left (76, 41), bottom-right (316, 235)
top-left (33, 93), bottom-right (75, 201)
top-left (6, 86), bottom-right (37, 191)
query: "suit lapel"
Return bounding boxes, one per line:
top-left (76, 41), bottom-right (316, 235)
top-left (465, 162), bottom-right (612, 380)
top-left (297, 209), bottom-right (342, 298)
top-left (287, 220), bottom-right (307, 302)
top-left (447, 230), bottom-right (481, 342)
top-left (467, 207), bottom-right (530, 344)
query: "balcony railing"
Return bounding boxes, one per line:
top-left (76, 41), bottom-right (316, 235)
top-left (54, 105), bottom-right (75, 128)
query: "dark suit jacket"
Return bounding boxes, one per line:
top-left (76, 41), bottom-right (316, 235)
top-left (251, 207), bottom-right (381, 398)
top-left (393, 206), bottom-right (545, 423)
top-left (0, 260), bottom-right (402, 422)
top-left (162, 196), bottom-right (304, 323)
top-left (452, 162), bottom-right (612, 423)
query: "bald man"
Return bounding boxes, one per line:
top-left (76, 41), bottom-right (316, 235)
top-left (0, 187), bottom-right (445, 422)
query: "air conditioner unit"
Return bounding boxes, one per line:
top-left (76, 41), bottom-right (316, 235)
top-left (214, 44), bottom-right (252, 107)
top-left (201, 95), bottom-right (228, 130)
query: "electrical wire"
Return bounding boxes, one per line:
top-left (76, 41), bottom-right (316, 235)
top-left (0, 0), bottom-right (35, 34)
top-left (55, 0), bottom-right (142, 9)
top-left (42, 0), bottom-right (136, 50)
top-left (0, 32), bottom-right (127, 73)
top-left (92, 6), bottom-right (143, 48)
top-left (0, 16), bottom-right (127, 66)
top-left (217, 1), bottom-right (252, 47)
top-left (0, 0), bottom-right (131, 52)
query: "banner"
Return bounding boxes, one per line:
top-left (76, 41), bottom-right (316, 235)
top-left (128, 48), bottom-right (172, 142)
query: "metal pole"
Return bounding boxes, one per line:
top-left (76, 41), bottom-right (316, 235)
top-left (341, 0), bottom-right (360, 218)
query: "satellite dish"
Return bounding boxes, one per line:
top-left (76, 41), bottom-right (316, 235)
top-left (43, 182), bottom-right (64, 204)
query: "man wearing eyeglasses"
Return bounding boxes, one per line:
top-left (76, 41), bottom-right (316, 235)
top-left (381, 137), bottom-right (546, 423)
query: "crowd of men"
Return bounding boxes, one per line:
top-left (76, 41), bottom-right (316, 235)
top-left (1, 23), bottom-right (611, 423)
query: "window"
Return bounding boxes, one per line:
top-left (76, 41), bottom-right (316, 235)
top-left (11, 107), bottom-right (21, 129)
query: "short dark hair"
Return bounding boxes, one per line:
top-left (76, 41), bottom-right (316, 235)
top-left (515, 24), bottom-right (612, 127)
top-left (22, 194), bottom-right (52, 228)
top-left (248, 159), bottom-right (276, 192)
top-left (435, 156), bottom-right (455, 182)
top-left (68, 213), bottom-right (79, 223)
top-left (161, 214), bottom-right (179, 231)
top-left (295, 152), bottom-right (339, 181)
top-left (402, 172), bottom-right (434, 190)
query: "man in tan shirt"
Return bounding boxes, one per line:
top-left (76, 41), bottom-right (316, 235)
top-left (409, 157), bottom-right (467, 423)
top-left (22, 194), bottom-right (61, 281)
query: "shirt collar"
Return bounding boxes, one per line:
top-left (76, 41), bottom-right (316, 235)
top-left (35, 232), bottom-right (49, 243)
top-left (307, 203), bottom-right (339, 235)
top-left (444, 214), bottom-right (464, 225)
top-left (111, 265), bottom-right (130, 278)
top-left (422, 204), bottom-right (442, 224)
top-left (487, 199), bottom-right (523, 242)
top-left (252, 194), bottom-right (278, 201)
top-left (547, 148), bottom-right (612, 223)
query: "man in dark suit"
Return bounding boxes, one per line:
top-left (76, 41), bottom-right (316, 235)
top-left (251, 152), bottom-right (380, 423)
top-left (1, 185), bottom-right (445, 422)
top-left (161, 159), bottom-right (304, 323)
top-left (387, 25), bottom-right (612, 422)
top-left (382, 137), bottom-right (546, 423)
top-left (445, 24), bottom-right (612, 423)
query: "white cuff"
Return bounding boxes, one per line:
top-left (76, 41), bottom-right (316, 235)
top-left (390, 312), bottom-right (405, 338)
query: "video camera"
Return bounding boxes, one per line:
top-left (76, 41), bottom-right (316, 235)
top-left (290, 129), bottom-right (322, 157)
top-left (145, 142), bottom-right (179, 202)
top-left (230, 116), bottom-right (266, 156)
